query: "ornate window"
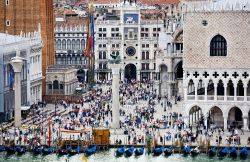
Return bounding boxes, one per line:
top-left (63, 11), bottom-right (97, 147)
top-left (62, 39), bottom-right (66, 50)
top-left (76, 39), bottom-right (80, 50)
top-left (67, 39), bottom-right (71, 50)
top-left (81, 39), bottom-right (85, 49)
top-left (210, 35), bottom-right (227, 56)
top-left (56, 40), bottom-right (61, 50)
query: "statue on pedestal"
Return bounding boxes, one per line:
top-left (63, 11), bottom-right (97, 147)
top-left (109, 52), bottom-right (121, 64)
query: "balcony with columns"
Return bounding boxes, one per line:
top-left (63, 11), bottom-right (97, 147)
top-left (184, 71), bottom-right (250, 103)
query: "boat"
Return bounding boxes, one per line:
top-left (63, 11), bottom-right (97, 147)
top-left (239, 147), bottom-right (248, 159)
top-left (124, 147), bottom-right (134, 157)
top-left (33, 146), bottom-right (43, 155)
top-left (134, 147), bottom-right (144, 156)
top-left (218, 147), bottom-right (228, 157)
top-left (182, 145), bottom-right (191, 156)
top-left (153, 146), bottom-right (164, 156)
top-left (116, 146), bottom-right (125, 156)
top-left (208, 147), bottom-right (217, 157)
top-left (5, 146), bottom-right (16, 154)
top-left (0, 145), bottom-right (5, 152)
top-left (42, 146), bottom-right (55, 155)
top-left (190, 146), bottom-right (200, 157)
top-left (68, 146), bottom-right (83, 155)
top-left (85, 145), bottom-right (97, 155)
top-left (229, 147), bottom-right (237, 158)
top-left (164, 146), bottom-right (174, 156)
top-left (16, 146), bottom-right (26, 155)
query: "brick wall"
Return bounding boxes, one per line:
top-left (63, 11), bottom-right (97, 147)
top-left (0, 0), bottom-right (55, 97)
top-left (183, 11), bottom-right (250, 70)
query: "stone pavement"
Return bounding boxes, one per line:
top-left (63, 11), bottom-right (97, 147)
top-left (2, 84), bottom-right (250, 148)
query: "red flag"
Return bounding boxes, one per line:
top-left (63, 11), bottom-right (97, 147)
top-left (48, 116), bottom-right (51, 147)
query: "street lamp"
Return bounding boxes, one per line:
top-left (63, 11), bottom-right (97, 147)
top-left (10, 54), bottom-right (24, 128)
top-left (54, 101), bottom-right (58, 117)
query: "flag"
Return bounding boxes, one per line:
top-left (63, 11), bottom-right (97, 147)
top-left (85, 14), bottom-right (95, 58)
top-left (91, 15), bottom-right (95, 54)
top-left (8, 68), bottom-right (14, 89)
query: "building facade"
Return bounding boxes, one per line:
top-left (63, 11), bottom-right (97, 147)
top-left (94, 1), bottom-right (183, 97)
top-left (46, 65), bottom-right (78, 96)
top-left (0, 31), bottom-right (43, 122)
top-left (182, 1), bottom-right (250, 130)
top-left (0, 0), bottom-right (55, 96)
top-left (54, 16), bottom-right (89, 82)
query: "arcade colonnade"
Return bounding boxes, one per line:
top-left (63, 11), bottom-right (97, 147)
top-left (183, 103), bottom-right (250, 131)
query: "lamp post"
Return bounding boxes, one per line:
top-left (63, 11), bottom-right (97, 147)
top-left (54, 101), bottom-right (58, 117)
top-left (10, 55), bottom-right (24, 128)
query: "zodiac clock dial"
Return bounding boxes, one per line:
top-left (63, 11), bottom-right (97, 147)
top-left (126, 46), bottom-right (136, 56)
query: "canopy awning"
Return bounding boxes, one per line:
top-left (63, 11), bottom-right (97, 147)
top-left (21, 106), bottom-right (30, 111)
top-left (76, 87), bottom-right (82, 91)
top-left (60, 128), bottom-right (91, 133)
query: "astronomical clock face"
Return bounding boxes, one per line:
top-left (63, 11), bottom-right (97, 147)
top-left (126, 46), bottom-right (136, 56)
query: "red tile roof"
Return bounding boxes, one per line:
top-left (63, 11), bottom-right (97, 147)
top-left (92, 0), bottom-right (179, 5)
top-left (139, 0), bottom-right (179, 5)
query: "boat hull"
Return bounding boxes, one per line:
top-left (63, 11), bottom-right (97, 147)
top-left (134, 147), bottom-right (144, 156)
top-left (153, 147), bottom-right (164, 156)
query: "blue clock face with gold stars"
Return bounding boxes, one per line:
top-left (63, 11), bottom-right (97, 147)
top-left (126, 46), bottom-right (136, 56)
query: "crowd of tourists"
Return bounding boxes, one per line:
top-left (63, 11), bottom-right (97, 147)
top-left (2, 79), bottom-right (250, 148)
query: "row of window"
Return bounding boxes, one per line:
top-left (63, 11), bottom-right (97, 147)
top-left (55, 56), bottom-right (88, 65)
top-left (142, 44), bottom-right (158, 48)
top-left (98, 44), bottom-right (120, 48)
top-left (98, 33), bottom-right (159, 38)
top-left (30, 55), bottom-right (41, 64)
top-left (98, 28), bottom-right (119, 32)
top-left (97, 50), bottom-right (157, 60)
top-left (55, 33), bottom-right (85, 37)
top-left (55, 39), bottom-right (85, 51)
top-left (98, 27), bottom-right (161, 33)
top-left (97, 63), bottom-right (156, 70)
top-left (141, 27), bottom-right (161, 32)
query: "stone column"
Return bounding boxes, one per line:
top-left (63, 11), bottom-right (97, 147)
top-left (234, 86), bottom-right (237, 101)
top-left (244, 85), bottom-right (247, 102)
top-left (10, 55), bottom-right (24, 128)
top-left (110, 64), bottom-right (121, 129)
top-left (223, 116), bottom-right (228, 131)
top-left (204, 117), bottom-right (208, 130)
top-left (194, 83), bottom-right (198, 101)
top-left (204, 86), bottom-right (208, 101)
top-left (243, 116), bottom-right (249, 131)
top-left (224, 86), bottom-right (227, 101)
top-left (84, 69), bottom-right (88, 82)
top-left (214, 85), bottom-right (217, 101)
top-left (183, 86), bottom-right (187, 101)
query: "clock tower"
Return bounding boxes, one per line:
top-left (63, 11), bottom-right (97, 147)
top-left (120, 4), bottom-right (141, 81)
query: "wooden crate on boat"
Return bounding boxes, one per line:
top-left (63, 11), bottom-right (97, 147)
top-left (92, 128), bottom-right (110, 145)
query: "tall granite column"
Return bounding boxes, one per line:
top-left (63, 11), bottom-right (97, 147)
top-left (10, 55), bottom-right (24, 128)
top-left (110, 64), bottom-right (120, 128)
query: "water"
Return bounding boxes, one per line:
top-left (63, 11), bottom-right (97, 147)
top-left (0, 149), bottom-right (248, 162)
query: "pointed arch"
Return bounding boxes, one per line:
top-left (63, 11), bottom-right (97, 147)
top-left (210, 34), bottom-right (227, 56)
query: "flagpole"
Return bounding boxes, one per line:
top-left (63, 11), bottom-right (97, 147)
top-left (87, 0), bottom-right (95, 88)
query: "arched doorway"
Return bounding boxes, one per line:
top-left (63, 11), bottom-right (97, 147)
top-left (175, 61), bottom-right (183, 79)
top-left (208, 106), bottom-right (223, 128)
top-left (159, 64), bottom-right (168, 97)
top-left (77, 69), bottom-right (85, 83)
top-left (189, 106), bottom-right (203, 126)
top-left (248, 111), bottom-right (250, 130)
top-left (228, 107), bottom-right (243, 129)
top-left (53, 80), bottom-right (59, 94)
top-left (217, 80), bottom-right (224, 96)
top-left (125, 64), bottom-right (136, 82)
top-left (175, 62), bottom-right (183, 96)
